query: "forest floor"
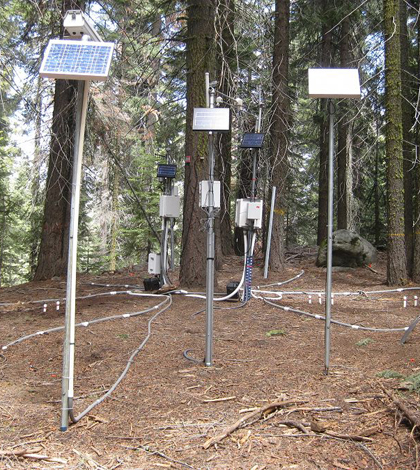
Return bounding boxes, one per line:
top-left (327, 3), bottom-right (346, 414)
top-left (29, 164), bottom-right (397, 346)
top-left (1, 250), bottom-right (420, 469)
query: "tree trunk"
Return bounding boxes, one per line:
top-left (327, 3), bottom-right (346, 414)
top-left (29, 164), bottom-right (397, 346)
top-left (215, 0), bottom-right (235, 256)
top-left (109, 167), bottom-right (120, 272)
top-left (30, 74), bottom-right (44, 277)
top-left (337, 14), bottom-right (354, 230)
top-left (384, 0), bottom-right (407, 285)
top-left (400, 0), bottom-right (414, 275)
top-left (33, 0), bottom-right (85, 281)
top-left (317, 0), bottom-right (333, 245)
top-left (180, 0), bottom-right (216, 287)
top-left (413, 3), bottom-right (420, 282)
top-left (374, 119), bottom-right (381, 246)
top-left (270, 0), bottom-right (290, 271)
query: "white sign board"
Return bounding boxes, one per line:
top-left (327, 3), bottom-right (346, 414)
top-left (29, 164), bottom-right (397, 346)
top-left (193, 108), bottom-right (230, 132)
top-left (308, 68), bottom-right (361, 99)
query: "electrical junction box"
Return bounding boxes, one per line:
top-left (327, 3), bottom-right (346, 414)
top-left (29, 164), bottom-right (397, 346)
top-left (235, 199), bottom-right (264, 229)
top-left (148, 253), bottom-right (161, 275)
top-left (235, 198), bottom-right (249, 228)
top-left (199, 180), bottom-right (221, 208)
top-left (159, 195), bottom-right (180, 218)
top-left (247, 199), bottom-right (263, 228)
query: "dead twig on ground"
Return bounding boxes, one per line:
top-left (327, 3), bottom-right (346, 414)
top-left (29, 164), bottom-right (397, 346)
top-left (380, 384), bottom-right (420, 433)
top-left (356, 442), bottom-right (383, 469)
top-left (203, 398), bottom-right (307, 449)
top-left (277, 420), bottom-right (310, 434)
top-left (121, 444), bottom-right (195, 469)
top-left (0, 446), bottom-right (66, 464)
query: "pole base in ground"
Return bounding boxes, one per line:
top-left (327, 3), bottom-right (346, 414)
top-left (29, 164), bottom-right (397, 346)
top-left (60, 426), bottom-right (68, 432)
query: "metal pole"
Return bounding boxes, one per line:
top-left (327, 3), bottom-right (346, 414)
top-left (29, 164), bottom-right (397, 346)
top-left (205, 84), bottom-right (216, 367)
top-left (205, 72), bottom-right (210, 108)
top-left (263, 186), bottom-right (276, 278)
top-left (251, 87), bottom-right (263, 201)
top-left (244, 88), bottom-right (264, 299)
top-left (324, 99), bottom-right (335, 375)
top-left (61, 80), bottom-right (90, 431)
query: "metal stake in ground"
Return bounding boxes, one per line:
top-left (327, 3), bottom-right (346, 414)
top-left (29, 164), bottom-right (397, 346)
top-left (324, 99), bottom-right (334, 374)
top-left (61, 80), bottom-right (90, 431)
top-left (308, 68), bottom-right (361, 375)
top-left (192, 74), bottom-right (230, 366)
top-left (39, 11), bottom-right (115, 430)
top-left (205, 84), bottom-right (216, 366)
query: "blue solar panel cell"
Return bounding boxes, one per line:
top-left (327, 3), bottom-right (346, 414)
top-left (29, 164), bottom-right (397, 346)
top-left (40, 40), bottom-right (114, 81)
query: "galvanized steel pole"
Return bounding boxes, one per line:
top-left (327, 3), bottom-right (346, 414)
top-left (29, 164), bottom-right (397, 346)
top-left (263, 186), bottom-right (277, 278)
top-left (61, 80), bottom-right (90, 431)
top-left (205, 77), bottom-right (215, 367)
top-left (324, 99), bottom-right (335, 375)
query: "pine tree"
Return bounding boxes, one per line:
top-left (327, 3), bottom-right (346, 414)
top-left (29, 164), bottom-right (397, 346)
top-left (383, 0), bottom-right (407, 285)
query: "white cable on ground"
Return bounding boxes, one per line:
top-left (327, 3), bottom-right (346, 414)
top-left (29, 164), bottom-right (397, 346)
top-left (1, 291), bottom-right (169, 350)
top-left (256, 270), bottom-right (305, 289)
top-left (69, 294), bottom-right (173, 423)
top-left (185, 233), bottom-right (254, 302)
top-left (263, 297), bottom-right (409, 333)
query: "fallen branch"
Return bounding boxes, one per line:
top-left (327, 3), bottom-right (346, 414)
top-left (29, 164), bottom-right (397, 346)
top-left (278, 420), bottom-right (310, 434)
top-left (380, 384), bottom-right (420, 431)
top-left (365, 264), bottom-right (380, 274)
top-left (121, 444), bottom-right (194, 469)
top-left (203, 396), bottom-right (236, 403)
top-left (0, 446), bottom-right (44, 457)
top-left (203, 398), bottom-right (307, 449)
top-left (324, 430), bottom-right (374, 442)
top-left (0, 446), bottom-right (66, 463)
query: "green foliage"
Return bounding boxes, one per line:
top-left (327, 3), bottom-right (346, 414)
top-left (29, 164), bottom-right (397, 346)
top-left (266, 329), bottom-right (287, 337)
top-left (1, 0), bottom-right (417, 285)
top-left (0, 143), bottom-right (32, 286)
top-left (356, 338), bottom-right (374, 347)
top-left (376, 370), bottom-right (404, 379)
top-left (377, 370), bottom-right (420, 395)
top-left (405, 373), bottom-right (420, 394)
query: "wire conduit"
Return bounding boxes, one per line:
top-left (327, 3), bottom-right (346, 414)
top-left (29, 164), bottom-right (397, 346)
top-left (69, 294), bottom-right (173, 423)
top-left (1, 291), bottom-right (170, 350)
top-left (261, 297), bottom-right (409, 333)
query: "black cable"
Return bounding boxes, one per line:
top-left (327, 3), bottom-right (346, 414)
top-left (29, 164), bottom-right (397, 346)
top-left (183, 349), bottom-right (204, 364)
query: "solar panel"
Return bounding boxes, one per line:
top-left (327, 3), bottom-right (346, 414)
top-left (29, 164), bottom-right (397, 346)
top-left (40, 39), bottom-right (114, 81)
top-left (157, 164), bottom-right (177, 179)
top-left (308, 68), bottom-right (361, 99)
top-left (240, 133), bottom-right (265, 149)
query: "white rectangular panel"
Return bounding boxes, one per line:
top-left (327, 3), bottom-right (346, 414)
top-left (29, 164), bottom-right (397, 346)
top-left (199, 181), bottom-right (221, 208)
top-left (308, 68), bottom-right (361, 99)
top-left (193, 108), bottom-right (230, 132)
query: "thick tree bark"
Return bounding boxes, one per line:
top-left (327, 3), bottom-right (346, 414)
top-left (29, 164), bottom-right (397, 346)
top-left (33, 0), bottom-right (85, 281)
top-left (337, 15), bottom-right (354, 230)
top-left (270, 0), bottom-right (290, 271)
top-left (216, 0), bottom-right (235, 256)
top-left (180, 0), bottom-right (216, 287)
top-left (413, 3), bottom-right (420, 282)
top-left (384, 0), bottom-right (407, 285)
top-left (317, 0), bottom-right (333, 246)
top-left (33, 78), bottom-right (77, 281)
top-left (400, 0), bottom-right (414, 275)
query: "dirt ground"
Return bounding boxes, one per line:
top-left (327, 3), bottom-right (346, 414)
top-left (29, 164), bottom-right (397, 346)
top-left (1, 251), bottom-right (420, 469)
